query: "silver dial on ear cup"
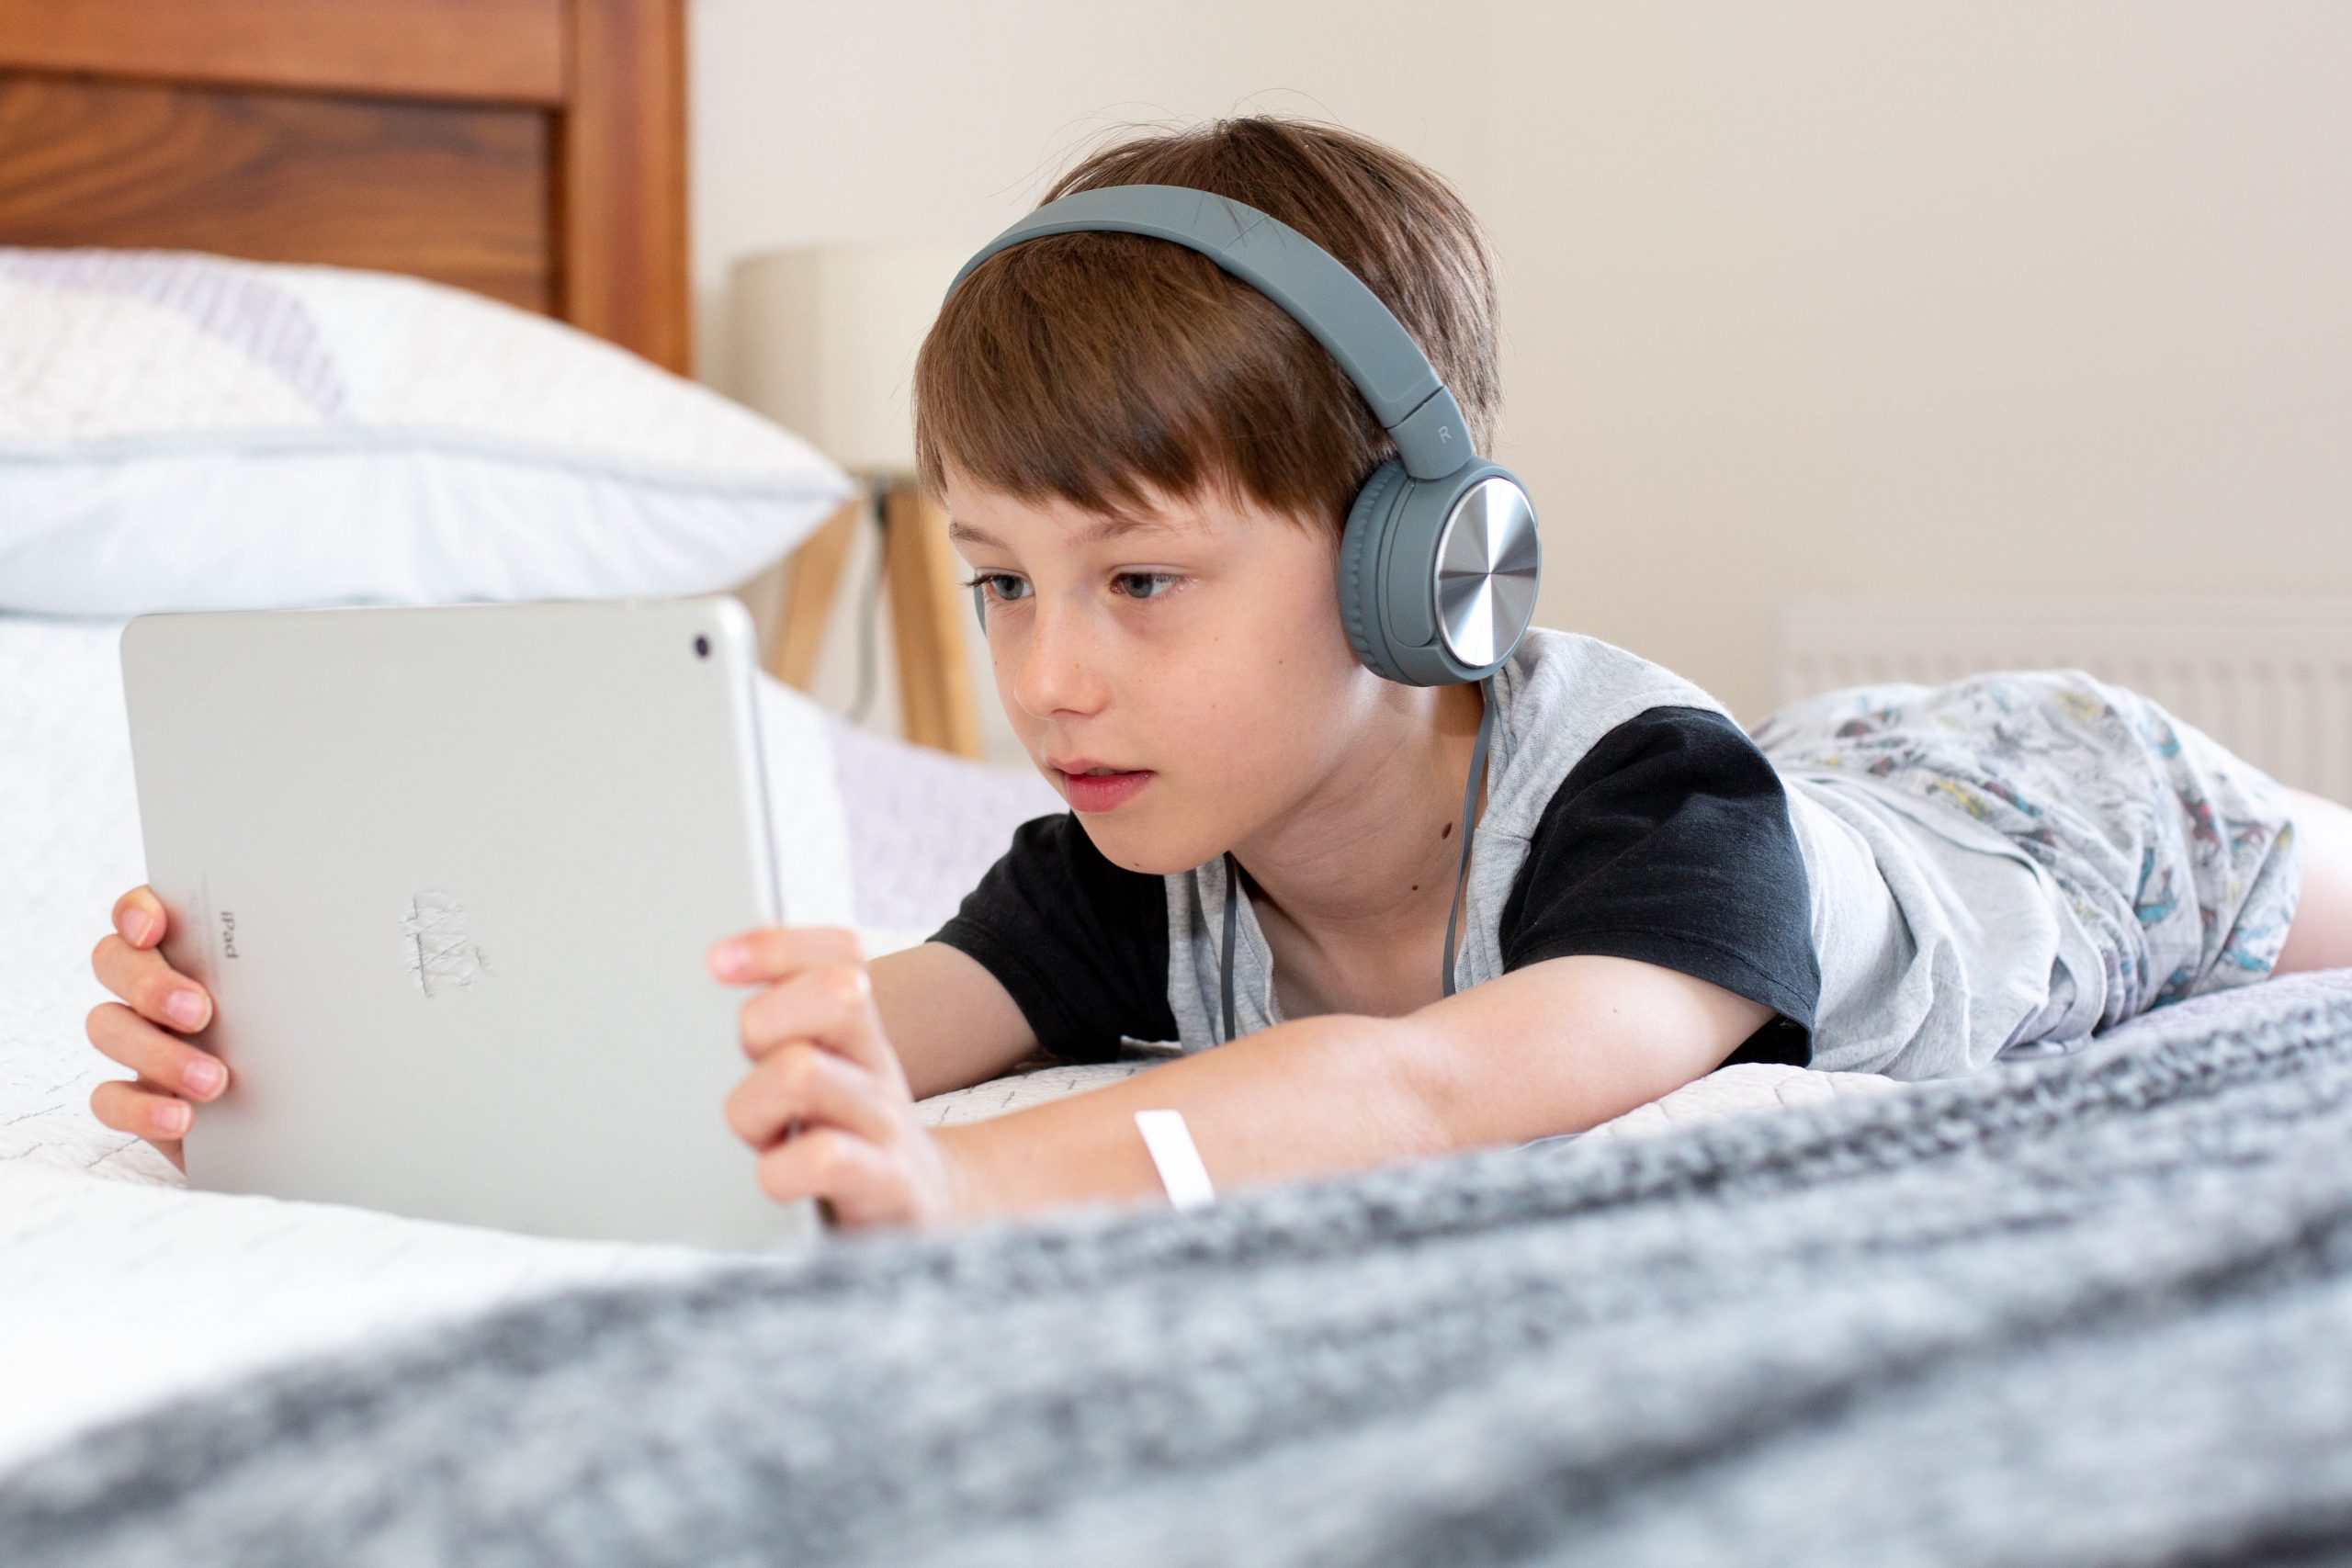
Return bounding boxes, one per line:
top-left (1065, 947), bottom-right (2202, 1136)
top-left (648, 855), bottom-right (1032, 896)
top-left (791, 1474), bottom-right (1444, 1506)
top-left (1433, 477), bottom-right (1541, 671)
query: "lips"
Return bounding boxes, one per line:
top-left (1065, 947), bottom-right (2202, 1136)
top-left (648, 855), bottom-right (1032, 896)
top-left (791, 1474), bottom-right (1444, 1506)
top-left (1054, 765), bottom-right (1153, 812)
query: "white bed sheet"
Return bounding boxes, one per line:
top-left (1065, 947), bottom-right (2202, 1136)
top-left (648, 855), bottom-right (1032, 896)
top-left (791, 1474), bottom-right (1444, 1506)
top-left (0, 612), bottom-right (1905, 1476)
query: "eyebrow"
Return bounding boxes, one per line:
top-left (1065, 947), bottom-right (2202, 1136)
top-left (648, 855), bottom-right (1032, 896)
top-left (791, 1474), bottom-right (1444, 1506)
top-left (946, 513), bottom-right (1194, 549)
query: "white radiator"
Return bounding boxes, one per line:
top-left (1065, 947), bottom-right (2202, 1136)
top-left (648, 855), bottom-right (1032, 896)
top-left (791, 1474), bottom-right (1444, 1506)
top-left (1773, 597), bottom-right (2352, 805)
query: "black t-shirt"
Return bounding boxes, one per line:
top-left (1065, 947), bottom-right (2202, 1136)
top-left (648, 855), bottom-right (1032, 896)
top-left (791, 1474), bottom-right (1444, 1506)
top-left (926, 705), bottom-right (1820, 1069)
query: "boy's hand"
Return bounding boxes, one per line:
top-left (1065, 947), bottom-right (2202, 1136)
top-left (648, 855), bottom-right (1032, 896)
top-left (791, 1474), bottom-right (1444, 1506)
top-left (707, 925), bottom-right (971, 1230)
top-left (85, 885), bottom-right (226, 1172)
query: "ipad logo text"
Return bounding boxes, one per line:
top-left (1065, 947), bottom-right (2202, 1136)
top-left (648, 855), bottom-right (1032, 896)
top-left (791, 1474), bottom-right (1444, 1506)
top-left (219, 909), bottom-right (237, 959)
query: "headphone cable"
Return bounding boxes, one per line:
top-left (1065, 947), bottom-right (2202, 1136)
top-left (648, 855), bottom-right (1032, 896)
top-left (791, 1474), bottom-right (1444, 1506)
top-left (1440, 674), bottom-right (1499, 998)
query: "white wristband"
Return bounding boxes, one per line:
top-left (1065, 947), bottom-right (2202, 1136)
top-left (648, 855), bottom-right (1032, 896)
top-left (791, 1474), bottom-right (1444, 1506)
top-left (1133, 1109), bottom-right (1216, 1210)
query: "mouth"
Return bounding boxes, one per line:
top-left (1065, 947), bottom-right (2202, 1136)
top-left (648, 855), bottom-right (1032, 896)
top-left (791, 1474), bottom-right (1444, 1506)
top-left (1051, 765), bottom-right (1155, 812)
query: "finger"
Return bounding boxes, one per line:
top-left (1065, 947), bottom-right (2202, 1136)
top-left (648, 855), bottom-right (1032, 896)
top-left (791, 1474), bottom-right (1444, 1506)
top-left (738, 963), bottom-right (900, 1082)
top-left (111, 886), bottom-right (169, 949)
top-left (753, 1125), bottom-right (910, 1226)
top-left (90, 933), bottom-right (212, 1032)
top-left (85, 1003), bottom-right (230, 1100)
top-left (89, 1076), bottom-right (197, 1144)
top-left (724, 1043), bottom-right (897, 1152)
top-left (707, 924), bottom-right (864, 985)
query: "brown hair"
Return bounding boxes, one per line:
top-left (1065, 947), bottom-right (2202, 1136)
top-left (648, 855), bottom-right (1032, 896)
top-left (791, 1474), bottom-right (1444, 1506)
top-left (912, 116), bottom-right (1500, 536)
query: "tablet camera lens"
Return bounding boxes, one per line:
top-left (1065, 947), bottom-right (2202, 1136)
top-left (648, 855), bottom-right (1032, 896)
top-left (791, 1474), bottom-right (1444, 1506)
top-left (694, 635), bottom-right (711, 660)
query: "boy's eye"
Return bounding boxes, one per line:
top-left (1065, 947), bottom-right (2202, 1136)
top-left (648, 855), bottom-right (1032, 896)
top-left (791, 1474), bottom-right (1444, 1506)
top-left (961, 572), bottom-right (1031, 604)
top-left (1112, 571), bottom-right (1180, 601)
top-left (957, 572), bottom-right (1180, 604)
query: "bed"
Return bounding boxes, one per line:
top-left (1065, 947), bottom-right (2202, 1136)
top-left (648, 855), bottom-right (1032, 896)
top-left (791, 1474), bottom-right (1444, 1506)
top-left (0, 0), bottom-right (1908, 1473)
top-left (0, 607), bottom-right (1909, 1472)
top-left (6, 5), bottom-right (2349, 1560)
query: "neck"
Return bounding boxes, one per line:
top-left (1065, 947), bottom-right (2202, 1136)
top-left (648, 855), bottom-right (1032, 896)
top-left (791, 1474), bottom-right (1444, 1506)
top-left (1229, 677), bottom-right (1491, 959)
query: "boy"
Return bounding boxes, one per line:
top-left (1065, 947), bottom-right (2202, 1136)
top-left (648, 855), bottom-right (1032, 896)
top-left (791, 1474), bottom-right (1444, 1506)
top-left (87, 118), bottom-right (2352, 1231)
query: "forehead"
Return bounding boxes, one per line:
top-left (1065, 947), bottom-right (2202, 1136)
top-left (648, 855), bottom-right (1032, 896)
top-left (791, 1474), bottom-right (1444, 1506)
top-left (945, 511), bottom-right (1201, 551)
top-left (942, 478), bottom-right (1219, 552)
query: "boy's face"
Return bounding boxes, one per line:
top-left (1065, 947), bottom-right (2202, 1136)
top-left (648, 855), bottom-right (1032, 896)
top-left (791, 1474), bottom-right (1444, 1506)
top-left (943, 467), bottom-right (1374, 876)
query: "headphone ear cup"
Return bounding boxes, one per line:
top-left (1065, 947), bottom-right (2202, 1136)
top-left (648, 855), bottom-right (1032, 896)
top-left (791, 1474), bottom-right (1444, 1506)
top-left (1344, 458), bottom-right (1543, 686)
top-left (1338, 461), bottom-right (1412, 682)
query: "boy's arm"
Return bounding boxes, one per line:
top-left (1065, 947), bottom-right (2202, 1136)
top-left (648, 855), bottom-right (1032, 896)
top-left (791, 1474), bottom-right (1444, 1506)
top-left (867, 941), bottom-right (1044, 1101)
top-left (940, 953), bottom-right (1776, 1218)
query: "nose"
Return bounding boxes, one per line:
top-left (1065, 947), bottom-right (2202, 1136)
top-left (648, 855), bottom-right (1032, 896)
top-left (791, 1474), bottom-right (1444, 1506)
top-left (1008, 589), bottom-right (1108, 720)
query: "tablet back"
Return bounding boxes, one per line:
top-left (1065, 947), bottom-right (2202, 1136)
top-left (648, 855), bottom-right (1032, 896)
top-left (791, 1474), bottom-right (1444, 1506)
top-left (120, 596), bottom-right (817, 1251)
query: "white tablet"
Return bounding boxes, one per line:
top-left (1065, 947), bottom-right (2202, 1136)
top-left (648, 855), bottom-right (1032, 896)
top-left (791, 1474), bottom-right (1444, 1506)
top-left (119, 595), bottom-right (819, 1251)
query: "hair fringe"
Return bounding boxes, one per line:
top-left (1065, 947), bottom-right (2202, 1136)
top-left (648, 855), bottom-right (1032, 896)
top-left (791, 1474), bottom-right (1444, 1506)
top-left (913, 115), bottom-right (1500, 537)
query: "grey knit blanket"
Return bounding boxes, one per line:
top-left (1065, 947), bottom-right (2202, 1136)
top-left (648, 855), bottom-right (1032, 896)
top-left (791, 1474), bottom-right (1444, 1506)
top-left (6, 972), bottom-right (2352, 1567)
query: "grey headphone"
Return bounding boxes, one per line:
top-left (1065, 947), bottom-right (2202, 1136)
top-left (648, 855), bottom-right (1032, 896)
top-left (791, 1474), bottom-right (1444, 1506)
top-left (944, 184), bottom-right (1542, 1035)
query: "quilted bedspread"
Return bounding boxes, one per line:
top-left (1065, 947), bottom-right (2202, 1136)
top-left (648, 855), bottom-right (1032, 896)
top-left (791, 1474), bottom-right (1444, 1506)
top-left (5, 968), bottom-right (2346, 1565)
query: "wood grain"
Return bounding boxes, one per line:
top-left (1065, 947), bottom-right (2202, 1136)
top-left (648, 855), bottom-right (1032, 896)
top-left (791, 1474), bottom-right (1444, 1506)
top-left (560, 0), bottom-right (692, 374)
top-left (884, 486), bottom-right (985, 760)
top-left (0, 0), bottom-right (565, 104)
top-left (0, 0), bottom-right (691, 363)
top-left (770, 498), bottom-right (869, 693)
top-left (0, 73), bottom-right (552, 312)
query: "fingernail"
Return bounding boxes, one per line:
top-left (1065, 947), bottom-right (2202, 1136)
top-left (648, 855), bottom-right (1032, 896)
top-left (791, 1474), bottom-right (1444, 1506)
top-left (165, 990), bottom-right (206, 1030)
top-left (712, 940), bottom-right (749, 978)
top-left (128, 910), bottom-right (157, 944)
top-left (185, 1057), bottom-right (223, 1096)
top-left (160, 1101), bottom-right (191, 1135)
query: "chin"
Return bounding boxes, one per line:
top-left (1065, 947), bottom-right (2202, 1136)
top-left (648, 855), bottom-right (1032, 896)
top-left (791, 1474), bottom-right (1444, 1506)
top-left (1069, 811), bottom-right (1211, 879)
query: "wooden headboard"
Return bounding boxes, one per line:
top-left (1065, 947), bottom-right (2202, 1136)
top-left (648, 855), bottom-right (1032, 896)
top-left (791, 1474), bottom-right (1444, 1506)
top-left (0, 0), bottom-right (690, 373)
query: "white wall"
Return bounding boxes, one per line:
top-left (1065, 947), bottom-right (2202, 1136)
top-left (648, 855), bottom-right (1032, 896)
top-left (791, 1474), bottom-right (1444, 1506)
top-left (1487, 1), bottom-right (2352, 719)
top-left (695, 0), bottom-right (2352, 750)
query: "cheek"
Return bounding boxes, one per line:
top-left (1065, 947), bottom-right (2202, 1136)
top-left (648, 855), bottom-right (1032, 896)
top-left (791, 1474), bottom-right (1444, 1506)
top-left (1160, 633), bottom-right (1357, 779)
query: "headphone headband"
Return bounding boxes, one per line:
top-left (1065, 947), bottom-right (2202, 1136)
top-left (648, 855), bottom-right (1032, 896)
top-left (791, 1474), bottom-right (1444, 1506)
top-left (945, 184), bottom-right (1475, 483)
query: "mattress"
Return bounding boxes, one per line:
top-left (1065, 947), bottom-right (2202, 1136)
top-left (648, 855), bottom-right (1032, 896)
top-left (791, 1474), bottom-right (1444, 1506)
top-left (0, 611), bottom-right (1899, 1476)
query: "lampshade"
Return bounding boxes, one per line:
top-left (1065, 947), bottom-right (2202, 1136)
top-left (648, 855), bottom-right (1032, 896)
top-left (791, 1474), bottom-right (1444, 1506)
top-left (729, 242), bottom-right (973, 477)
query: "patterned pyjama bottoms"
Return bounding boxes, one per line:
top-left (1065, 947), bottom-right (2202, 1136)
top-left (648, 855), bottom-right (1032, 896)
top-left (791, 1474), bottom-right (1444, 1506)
top-left (1750, 669), bottom-right (2306, 1035)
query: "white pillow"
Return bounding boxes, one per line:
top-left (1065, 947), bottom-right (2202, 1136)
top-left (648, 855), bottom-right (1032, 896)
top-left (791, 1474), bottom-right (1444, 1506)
top-left (0, 249), bottom-right (854, 615)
